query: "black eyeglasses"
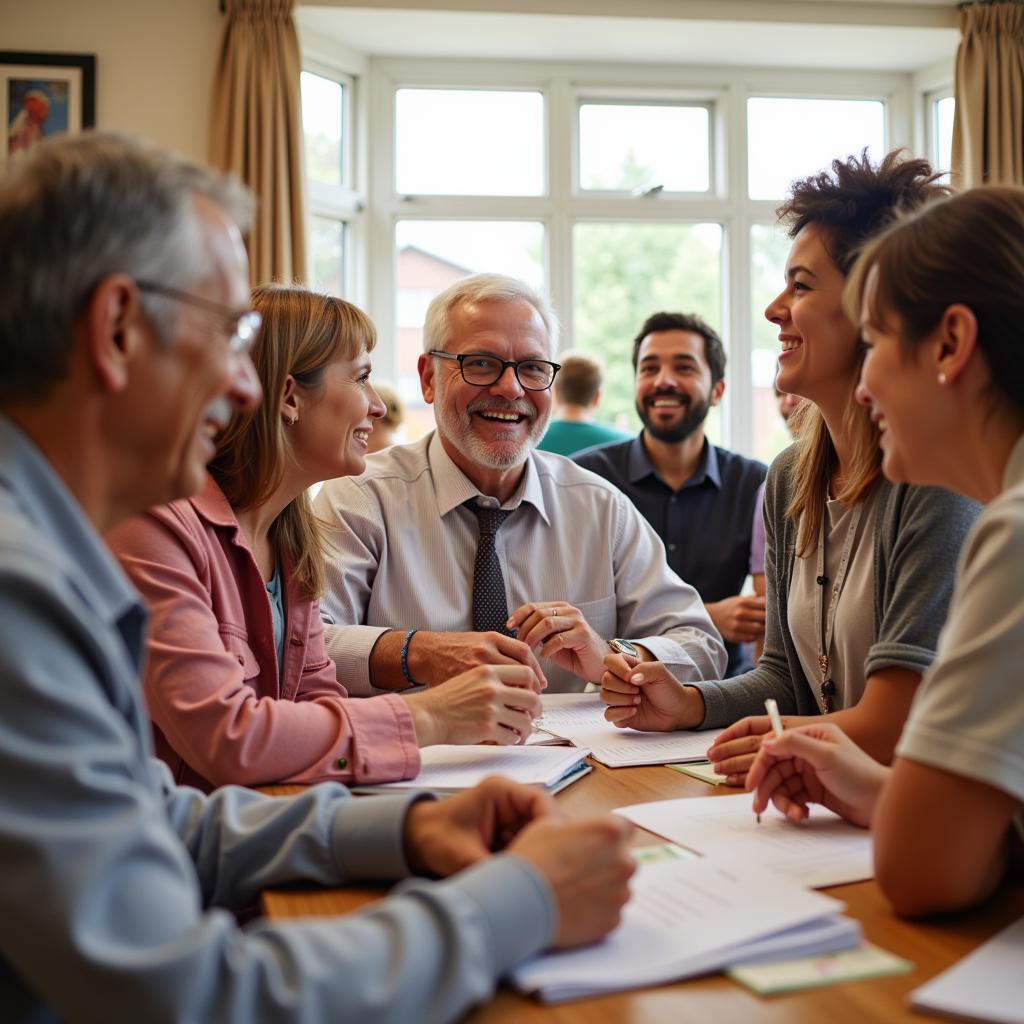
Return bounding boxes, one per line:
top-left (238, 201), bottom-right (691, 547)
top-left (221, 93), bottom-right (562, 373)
top-left (135, 280), bottom-right (261, 355)
top-left (429, 350), bottom-right (561, 391)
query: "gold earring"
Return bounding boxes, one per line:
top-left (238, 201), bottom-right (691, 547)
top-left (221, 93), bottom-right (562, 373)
top-left (285, 415), bottom-right (297, 426)
top-left (937, 372), bottom-right (947, 385)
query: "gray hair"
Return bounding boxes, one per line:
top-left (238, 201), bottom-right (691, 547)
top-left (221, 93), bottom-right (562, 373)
top-left (0, 131), bottom-right (253, 403)
top-left (422, 273), bottom-right (560, 356)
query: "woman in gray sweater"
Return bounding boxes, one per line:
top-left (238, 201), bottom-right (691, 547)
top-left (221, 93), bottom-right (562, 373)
top-left (599, 150), bottom-right (979, 784)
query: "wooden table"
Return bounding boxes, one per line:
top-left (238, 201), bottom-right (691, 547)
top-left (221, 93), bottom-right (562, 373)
top-left (262, 763), bottom-right (1024, 1023)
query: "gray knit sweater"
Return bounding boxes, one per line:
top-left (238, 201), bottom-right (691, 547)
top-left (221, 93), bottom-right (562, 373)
top-left (691, 444), bottom-right (981, 727)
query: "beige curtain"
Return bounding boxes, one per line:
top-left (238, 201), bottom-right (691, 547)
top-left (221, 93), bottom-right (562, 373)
top-left (209, 0), bottom-right (307, 285)
top-left (952, 2), bottom-right (1024, 188)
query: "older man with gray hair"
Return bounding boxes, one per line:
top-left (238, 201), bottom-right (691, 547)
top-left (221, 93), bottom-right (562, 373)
top-left (315, 273), bottom-right (726, 701)
top-left (0, 137), bottom-right (636, 1023)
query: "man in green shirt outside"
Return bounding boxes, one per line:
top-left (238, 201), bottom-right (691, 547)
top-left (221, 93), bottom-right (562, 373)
top-left (537, 350), bottom-right (630, 457)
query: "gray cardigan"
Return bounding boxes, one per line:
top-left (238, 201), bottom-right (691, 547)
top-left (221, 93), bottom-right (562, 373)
top-left (691, 444), bottom-right (981, 727)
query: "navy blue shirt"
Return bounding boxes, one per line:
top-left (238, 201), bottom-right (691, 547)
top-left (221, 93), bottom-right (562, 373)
top-left (575, 435), bottom-right (767, 676)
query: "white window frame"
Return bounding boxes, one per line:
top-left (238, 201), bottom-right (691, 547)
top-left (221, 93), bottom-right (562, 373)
top-left (302, 51), bottom-right (367, 302)
top-left (306, 55), bottom-right (916, 457)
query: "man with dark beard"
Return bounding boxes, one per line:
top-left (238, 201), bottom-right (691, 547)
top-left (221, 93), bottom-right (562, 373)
top-left (314, 278), bottom-right (726, 696)
top-left (575, 313), bottom-right (767, 676)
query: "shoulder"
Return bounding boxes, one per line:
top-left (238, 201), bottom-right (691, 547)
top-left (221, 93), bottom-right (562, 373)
top-left (533, 449), bottom-right (632, 506)
top-left (763, 443), bottom-right (800, 505)
top-left (962, 480), bottom-right (1024, 574)
top-left (107, 497), bottom-right (207, 559)
top-left (877, 479), bottom-right (981, 538)
top-left (318, 436), bottom-right (433, 507)
top-left (572, 438), bottom-right (632, 473)
top-left (712, 445), bottom-right (768, 492)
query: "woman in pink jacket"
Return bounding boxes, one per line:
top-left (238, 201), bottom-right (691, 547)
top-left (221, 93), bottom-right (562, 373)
top-left (108, 286), bottom-right (542, 791)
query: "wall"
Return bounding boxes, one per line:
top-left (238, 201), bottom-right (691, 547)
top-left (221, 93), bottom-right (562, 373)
top-left (2, 0), bottom-right (223, 162)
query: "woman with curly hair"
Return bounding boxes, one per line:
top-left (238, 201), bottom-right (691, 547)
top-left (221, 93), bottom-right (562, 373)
top-left (600, 151), bottom-right (979, 785)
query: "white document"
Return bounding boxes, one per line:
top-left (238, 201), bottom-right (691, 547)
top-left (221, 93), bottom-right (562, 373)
top-left (911, 915), bottom-right (1024, 1024)
top-left (536, 693), bottom-right (724, 767)
top-left (355, 744), bottom-right (591, 794)
top-left (510, 856), bottom-right (851, 1002)
top-left (616, 792), bottom-right (873, 888)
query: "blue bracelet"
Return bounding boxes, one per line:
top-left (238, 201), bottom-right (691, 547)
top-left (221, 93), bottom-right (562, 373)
top-left (400, 628), bottom-right (420, 687)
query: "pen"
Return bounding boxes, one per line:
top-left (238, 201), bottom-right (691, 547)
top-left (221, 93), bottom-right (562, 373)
top-left (757, 698), bottom-right (785, 824)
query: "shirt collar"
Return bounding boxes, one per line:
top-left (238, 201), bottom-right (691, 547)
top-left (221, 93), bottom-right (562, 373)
top-left (629, 433), bottom-right (720, 490)
top-left (427, 430), bottom-right (550, 524)
top-left (0, 414), bottom-right (141, 626)
top-left (189, 473), bottom-right (240, 530)
top-left (1003, 431), bottom-right (1024, 492)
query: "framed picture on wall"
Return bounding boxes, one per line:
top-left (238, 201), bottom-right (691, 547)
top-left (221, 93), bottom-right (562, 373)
top-left (0, 51), bottom-right (96, 163)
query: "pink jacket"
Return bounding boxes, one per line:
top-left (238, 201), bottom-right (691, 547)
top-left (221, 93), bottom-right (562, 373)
top-left (106, 476), bottom-right (420, 791)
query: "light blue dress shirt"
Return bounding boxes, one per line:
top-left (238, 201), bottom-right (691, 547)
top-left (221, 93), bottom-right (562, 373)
top-left (0, 415), bottom-right (554, 1023)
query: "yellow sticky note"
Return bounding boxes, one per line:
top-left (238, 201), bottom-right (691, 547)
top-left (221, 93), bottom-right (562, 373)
top-left (728, 944), bottom-right (914, 996)
top-left (668, 761), bottom-right (733, 786)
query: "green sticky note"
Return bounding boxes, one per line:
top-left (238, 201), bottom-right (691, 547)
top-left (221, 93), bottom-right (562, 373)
top-left (632, 842), bottom-right (698, 864)
top-left (668, 761), bottom-right (733, 786)
top-left (728, 944), bottom-right (914, 996)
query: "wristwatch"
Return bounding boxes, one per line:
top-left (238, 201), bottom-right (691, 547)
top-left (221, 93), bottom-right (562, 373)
top-left (607, 638), bottom-right (639, 658)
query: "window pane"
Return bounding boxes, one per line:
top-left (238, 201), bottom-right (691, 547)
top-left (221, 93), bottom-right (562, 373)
top-left (395, 89), bottom-right (544, 196)
top-left (578, 103), bottom-right (710, 192)
top-left (573, 222), bottom-right (722, 442)
top-left (747, 97), bottom-right (885, 200)
top-left (395, 220), bottom-right (546, 438)
top-left (310, 216), bottom-right (346, 297)
top-left (750, 223), bottom-right (794, 464)
top-left (301, 71), bottom-right (345, 187)
top-left (934, 95), bottom-right (955, 178)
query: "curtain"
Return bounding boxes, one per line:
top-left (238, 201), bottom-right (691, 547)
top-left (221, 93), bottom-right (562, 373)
top-left (952, 2), bottom-right (1024, 187)
top-left (209, 0), bottom-right (307, 285)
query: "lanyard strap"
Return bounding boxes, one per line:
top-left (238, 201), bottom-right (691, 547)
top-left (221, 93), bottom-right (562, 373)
top-left (814, 503), bottom-right (863, 713)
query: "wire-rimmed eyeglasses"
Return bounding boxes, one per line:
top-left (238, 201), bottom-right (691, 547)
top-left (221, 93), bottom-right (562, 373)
top-left (136, 280), bottom-right (261, 355)
top-left (429, 350), bottom-right (561, 391)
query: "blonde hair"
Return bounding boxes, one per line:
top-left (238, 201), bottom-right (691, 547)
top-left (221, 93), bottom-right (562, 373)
top-left (373, 380), bottom-right (404, 431)
top-left (208, 286), bottom-right (377, 599)
top-left (777, 150), bottom-right (948, 555)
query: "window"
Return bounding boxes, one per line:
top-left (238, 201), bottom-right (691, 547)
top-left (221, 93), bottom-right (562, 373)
top-left (301, 68), bottom-right (358, 296)
top-left (931, 94), bottom-right (955, 178)
top-left (394, 219), bottom-right (545, 436)
top-left (395, 88), bottom-right (545, 196)
top-left (750, 223), bottom-right (796, 464)
top-left (574, 222), bottom-right (722, 439)
top-left (577, 102), bottom-right (710, 193)
top-left (337, 58), bottom-right (910, 457)
top-left (747, 97), bottom-right (887, 200)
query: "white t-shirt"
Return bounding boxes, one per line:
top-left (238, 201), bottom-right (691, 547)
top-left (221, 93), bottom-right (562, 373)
top-left (897, 433), bottom-right (1024, 837)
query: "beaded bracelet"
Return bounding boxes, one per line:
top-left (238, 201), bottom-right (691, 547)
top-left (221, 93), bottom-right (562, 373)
top-left (400, 628), bottom-right (420, 687)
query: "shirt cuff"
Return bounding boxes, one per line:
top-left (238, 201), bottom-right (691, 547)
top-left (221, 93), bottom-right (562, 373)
top-left (324, 623), bottom-right (392, 696)
top-left (330, 792), bottom-right (432, 881)
top-left (343, 693), bottom-right (422, 784)
top-left (397, 854), bottom-right (556, 976)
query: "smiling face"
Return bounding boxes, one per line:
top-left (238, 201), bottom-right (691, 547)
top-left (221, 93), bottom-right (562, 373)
top-left (855, 269), bottom-right (941, 486)
top-left (766, 223), bottom-right (862, 416)
top-left (289, 349), bottom-right (386, 485)
top-left (121, 196), bottom-right (262, 508)
top-left (420, 296), bottom-right (552, 487)
top-left (634, 329), bottom-right (722, 443)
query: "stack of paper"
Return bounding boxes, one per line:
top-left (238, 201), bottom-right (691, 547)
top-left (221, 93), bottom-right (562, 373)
top-left (510, 856), bottom-right (859, 1002)
top-left (615, 793), bottom-right (873, 888)
top-left (911, 915), bottom-right (1024, 1024)
top-left (536, 693), bottom-right (724, 768)
top-left (354, 744), bottom-right (592, 795)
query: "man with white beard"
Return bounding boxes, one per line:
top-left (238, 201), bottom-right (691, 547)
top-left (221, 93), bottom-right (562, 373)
top-left (314, 274), bottom-right (725, 702)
